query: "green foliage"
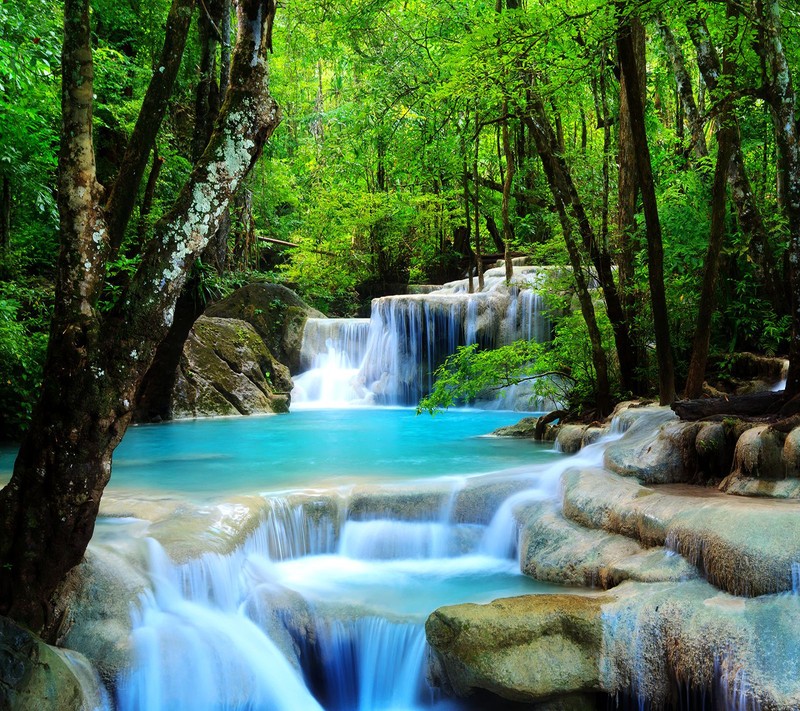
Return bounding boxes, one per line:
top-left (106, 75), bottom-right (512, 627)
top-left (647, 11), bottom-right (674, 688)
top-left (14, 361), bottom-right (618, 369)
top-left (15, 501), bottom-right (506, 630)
top-left (0, 282), bottom-right (51, 437)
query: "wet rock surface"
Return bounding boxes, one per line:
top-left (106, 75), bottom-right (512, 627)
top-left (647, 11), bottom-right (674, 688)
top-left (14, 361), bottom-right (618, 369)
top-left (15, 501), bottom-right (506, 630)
top-left (0, 616), bottom-right (102, 711)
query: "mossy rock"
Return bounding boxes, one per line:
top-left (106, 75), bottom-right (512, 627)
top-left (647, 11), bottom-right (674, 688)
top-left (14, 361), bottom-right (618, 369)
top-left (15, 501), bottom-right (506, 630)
top-left (172, 316), bottom-right (291, 418)
top-left (205, 283), bottom-right (323, 373)
top-left (0, 616), bottom-right (101, 710)
top-left (426, 593), bottom-right (610, 703)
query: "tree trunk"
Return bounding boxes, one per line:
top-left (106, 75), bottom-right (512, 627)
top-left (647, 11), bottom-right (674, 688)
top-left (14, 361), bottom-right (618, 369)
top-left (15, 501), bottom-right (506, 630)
top-left (0, 175), bottom-right (10, 270)
top-left (501, 101), bottom-right (515, 281)
top-left (687, 13), bottom-right (785, 317)
top-left (618, 13), bottom-right (676, 405)
top-left (473, 116), bottom-right (484, 291)
top-left (685, 121), bottom-right (736, 398)
top-left (525, 95), bottom-right (637, 394)
top-left (752, 0), bottom-right (800, 398)
top-left (656, 15), bottom-right (708, 159)
top-left (136, 146), bottom-right (164, 239)
top-left (526, 103), bottom-right (611, 414)
top-left (460, 121), bottom-right (474, 293)
top-left (104, 0), bottom-right (196, 253)
top-left (0, 0), bottom-right (281, 636)
top-left (616, 17), bottom-right (645, 322)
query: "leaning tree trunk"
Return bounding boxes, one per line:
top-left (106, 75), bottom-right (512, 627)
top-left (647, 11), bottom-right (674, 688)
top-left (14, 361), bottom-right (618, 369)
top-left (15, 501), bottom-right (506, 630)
top-left (618, 13), bottom-right (676, 405)
top-left (527, 102), bottom-right (611, 414)
top-left (524, 94), bottom-right (637, 394)
top-left (0, 0), bottom-right (280, 636)
top-left (685, 121), bottom-right (736, 397)
top-left (656, 15), bottom-right (708, 159)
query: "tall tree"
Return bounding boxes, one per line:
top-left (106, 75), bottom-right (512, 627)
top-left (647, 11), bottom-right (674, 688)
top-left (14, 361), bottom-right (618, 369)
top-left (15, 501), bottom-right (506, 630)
top-left (617, 10), bottom-right (676, 404)
top-left (0, 0), bottom-right (281, 634)
top-left (751, 0), bottom-right (800, 397)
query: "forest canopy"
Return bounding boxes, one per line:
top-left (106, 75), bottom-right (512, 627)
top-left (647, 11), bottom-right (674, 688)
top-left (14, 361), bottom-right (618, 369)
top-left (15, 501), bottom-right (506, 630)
top-left (1, 0), bottom-right (799, 433)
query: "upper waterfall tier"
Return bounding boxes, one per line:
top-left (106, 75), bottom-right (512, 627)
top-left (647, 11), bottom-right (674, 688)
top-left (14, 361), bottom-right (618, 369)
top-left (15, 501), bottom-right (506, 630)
top-left (292, 265), bottom-right (552, 408)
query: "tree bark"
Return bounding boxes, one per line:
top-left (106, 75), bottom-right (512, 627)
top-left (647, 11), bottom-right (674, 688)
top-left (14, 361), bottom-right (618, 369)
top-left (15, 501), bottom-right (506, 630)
top-left (0, 0), bottom-right (281, 636)
top-left (501, 100), bottom-right (515, 281)
top-left (526, 103), bottom-right (611, 414)
top-left (751, 0), bottom-right (800, 397)
top-left (685, 121), bottom-right (736, 398)
top-left (616, 17), bottom-right (645, 322)
top-left (618, 13), bottom-right (676, 405)
top-left (525, 95), bottom-right (637, 394)
top-left (474, 116), bottom-right (484, 291)
top-left (136, 146), bottom-right (164, 239)
top-left (656, 15), bottom-right (707, 159)
top-left (0, 175), bottom-right (10, 269)
top-left (672, 391), bottom-right (788, 421)
top-left (104, 0), bottom-right (196, 253)
top-left (687, 13), bottom-right (785, 317)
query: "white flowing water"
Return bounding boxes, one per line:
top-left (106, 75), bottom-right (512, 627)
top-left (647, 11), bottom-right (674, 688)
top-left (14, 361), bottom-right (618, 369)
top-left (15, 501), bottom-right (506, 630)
top-left (109, 405), bottom-right (664, 711)
top-left (292, 266), bottom-right (553, 409)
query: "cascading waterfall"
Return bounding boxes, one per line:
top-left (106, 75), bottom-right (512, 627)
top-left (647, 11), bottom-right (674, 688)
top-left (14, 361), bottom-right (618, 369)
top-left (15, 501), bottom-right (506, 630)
top-left (292, 265), bottom-right (553, 409)
top-left (114, 440), bottom-right (594, 711)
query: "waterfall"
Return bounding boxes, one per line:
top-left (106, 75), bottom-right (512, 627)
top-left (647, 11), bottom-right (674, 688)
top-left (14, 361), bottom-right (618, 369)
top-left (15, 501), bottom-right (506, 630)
top-left (293, 265), bottom-right (553, 408)
top-left (304, 617), bottom-right (427, 711)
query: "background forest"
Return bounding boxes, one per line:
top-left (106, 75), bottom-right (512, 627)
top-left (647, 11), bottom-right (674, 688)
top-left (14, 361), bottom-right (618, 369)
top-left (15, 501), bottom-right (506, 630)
top-left (1, 0), bottom-right (798, 435)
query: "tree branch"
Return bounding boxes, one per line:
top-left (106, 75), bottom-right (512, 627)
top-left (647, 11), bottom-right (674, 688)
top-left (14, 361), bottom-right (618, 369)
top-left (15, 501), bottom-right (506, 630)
top-left (104, 0), bottom-right (196, 254)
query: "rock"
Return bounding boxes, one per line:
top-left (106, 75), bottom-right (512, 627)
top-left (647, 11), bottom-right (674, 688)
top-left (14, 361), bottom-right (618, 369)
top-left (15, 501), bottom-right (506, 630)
top-left (205, 283), bottom-right (324, 373)
top-left (516, 501), bottom-right (696, 589)
top-left (730, 425), bottom-right (787, 480)
top-left (603, 409), bottom-right (706, 484)
top-left (555, 425), bottom-right (589, 453)
top-left (784, 426), bottom-right (800, 478)
top-left (172, 316), bottom-right (291, 418)
top-left (0, 616), bottom-right (106, 710)
top-left (55, 544), bottom-right (149, 686)
top-left (426, 593), bottom-right (610, 703)
top-left (492, 417), bottom-right (541, 438)
top-left (426, 580), bottom-right (800, 710)
top-left (560, 467), bottom-right (800, 596)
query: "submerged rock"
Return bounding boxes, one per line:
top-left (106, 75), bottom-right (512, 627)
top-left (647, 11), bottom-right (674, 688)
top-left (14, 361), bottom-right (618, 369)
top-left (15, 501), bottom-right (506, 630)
top-left (172, 316), bottom-right (291, 418)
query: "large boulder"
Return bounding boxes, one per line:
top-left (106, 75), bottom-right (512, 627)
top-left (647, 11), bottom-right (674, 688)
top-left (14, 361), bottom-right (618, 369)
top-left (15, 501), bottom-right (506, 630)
top-left (205, 283), bottom-right (324, 373)
top-left (172, 316), bottom-right (291, 418)
top-left (426, 580), bottom-right (800, 710)
top-left (0, 616), bottom-right (107, 710)
top-left (426, 593), bottom-right (610, 703)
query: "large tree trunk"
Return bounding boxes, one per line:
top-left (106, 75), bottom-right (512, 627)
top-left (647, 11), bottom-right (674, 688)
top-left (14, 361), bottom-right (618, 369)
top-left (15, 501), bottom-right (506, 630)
top-left (616, 17), bottom-right (645, 326)
top-left (751, 0), bottom-right (800, 397)
top-left (0, 0), bottom-right (280, 636)
top-left (687, 13), bottom-right (785, 317)
top-left (618, 14), bottom-right (676, 405)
